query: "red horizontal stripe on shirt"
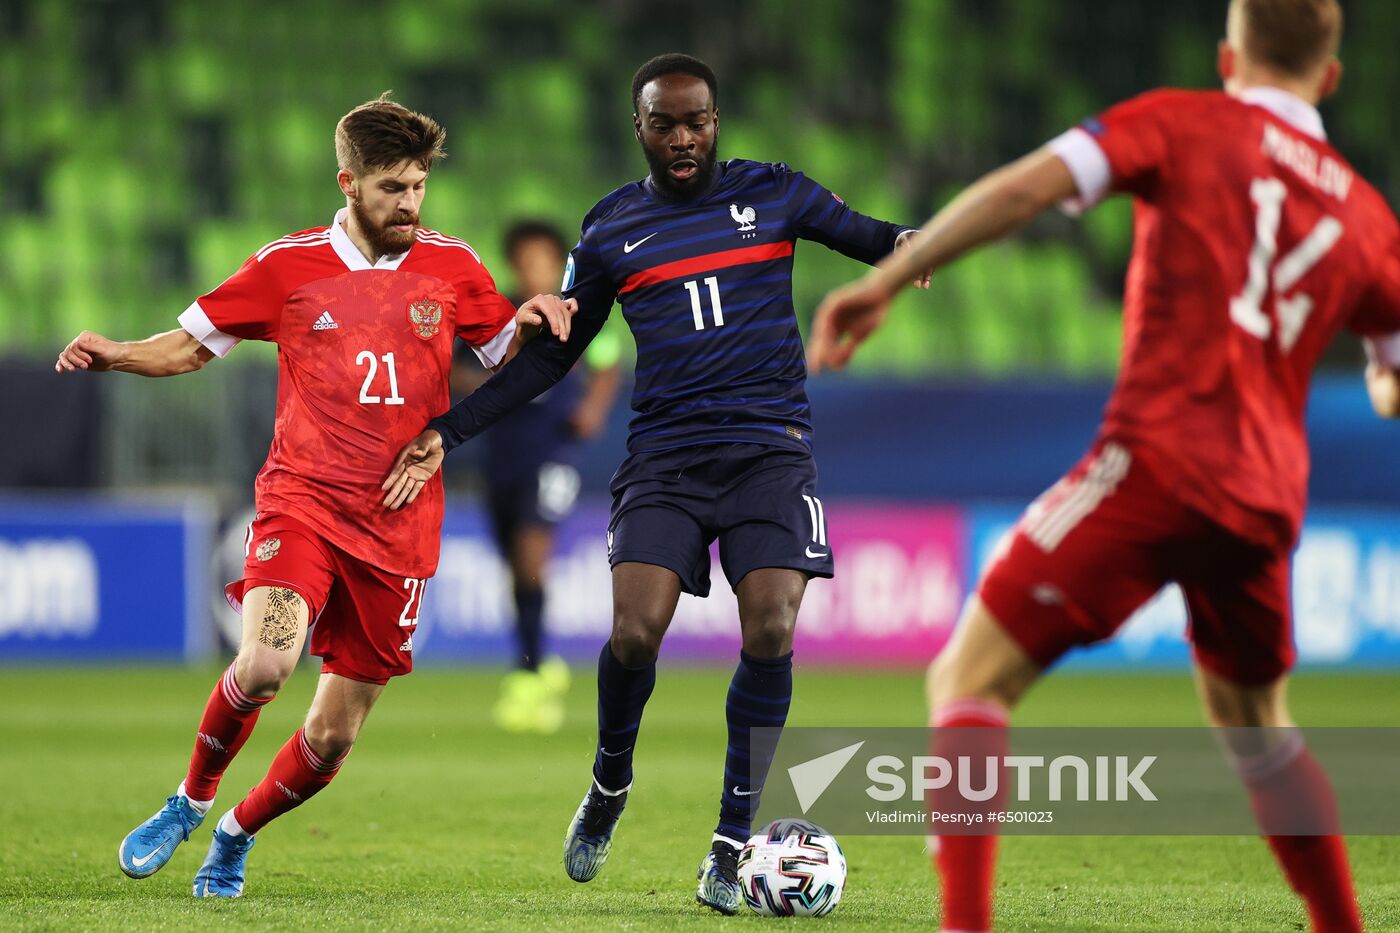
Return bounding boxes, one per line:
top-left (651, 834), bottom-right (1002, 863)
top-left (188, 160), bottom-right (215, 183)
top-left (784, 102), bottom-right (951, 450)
top-left (619, 241), bottom-right (795, 294)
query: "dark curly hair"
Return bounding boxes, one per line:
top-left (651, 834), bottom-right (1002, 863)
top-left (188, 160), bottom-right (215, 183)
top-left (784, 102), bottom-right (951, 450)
top-left (631, 53), bottom-right (717, 113)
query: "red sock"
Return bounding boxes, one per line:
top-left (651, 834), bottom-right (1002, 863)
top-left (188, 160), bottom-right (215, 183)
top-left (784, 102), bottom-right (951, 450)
top-left (931, 699), bottom-right (1009, 933)
top-left (183, 662), bottom-right (272, 802)
top-left (1234, 735), bottom-right (1362, 933)
top-left (232, 728), bottom-right (346, 835)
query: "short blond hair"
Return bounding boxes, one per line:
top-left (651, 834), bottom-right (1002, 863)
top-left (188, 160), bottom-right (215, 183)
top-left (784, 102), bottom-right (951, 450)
top-left (1230, 0), bottom-right (1342, 77)
top-left (334, 92), bottom-right (446, 176)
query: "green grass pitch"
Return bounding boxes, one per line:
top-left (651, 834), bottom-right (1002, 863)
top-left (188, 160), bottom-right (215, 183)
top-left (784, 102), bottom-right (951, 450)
top-left (0, 665), bottom-right (1395, 930)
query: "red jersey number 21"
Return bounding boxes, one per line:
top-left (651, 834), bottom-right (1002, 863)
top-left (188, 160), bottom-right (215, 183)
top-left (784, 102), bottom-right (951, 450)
top-left (1229, 177), bottom-right (1343, 352)
top-left (356, 350), bottom-right (406, 405)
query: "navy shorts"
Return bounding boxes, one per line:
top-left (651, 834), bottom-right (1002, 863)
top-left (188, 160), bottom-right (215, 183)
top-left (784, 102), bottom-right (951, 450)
top-left (607, 443), bottom-right (834, 597)
top-left (485, 457), bottom-right (581, 548)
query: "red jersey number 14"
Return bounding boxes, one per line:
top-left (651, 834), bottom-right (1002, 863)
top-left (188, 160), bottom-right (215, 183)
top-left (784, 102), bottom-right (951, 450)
top-left (1230, 177), bottom-right (1344, 352)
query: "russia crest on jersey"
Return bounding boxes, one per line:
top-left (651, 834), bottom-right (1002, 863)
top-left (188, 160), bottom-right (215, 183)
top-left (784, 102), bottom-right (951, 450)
top-left (408, 298), bottom-right (442, 340)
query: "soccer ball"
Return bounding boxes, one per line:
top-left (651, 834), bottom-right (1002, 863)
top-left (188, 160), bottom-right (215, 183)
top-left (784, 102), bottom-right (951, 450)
top-left (737, 818), bottom-right (846, 917)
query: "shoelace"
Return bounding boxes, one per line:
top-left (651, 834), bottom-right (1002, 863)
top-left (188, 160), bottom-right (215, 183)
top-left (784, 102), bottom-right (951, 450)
top-left (710, 844), bottom-right (739, 882)
top-left (580, 791), bottom-right (625, 835)
top-left (203, 835), bottom-right (251, 884)
top-left (136, 796), bottom-right (196, 846)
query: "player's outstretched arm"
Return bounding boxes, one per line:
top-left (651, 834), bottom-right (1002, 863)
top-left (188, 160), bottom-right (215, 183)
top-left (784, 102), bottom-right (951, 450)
top-left (55, 328), bottom-right (214, 377)
top-left (807, 148), bottom-right (1078, 375)
top-left (380, 295), bottom-right (610, 508)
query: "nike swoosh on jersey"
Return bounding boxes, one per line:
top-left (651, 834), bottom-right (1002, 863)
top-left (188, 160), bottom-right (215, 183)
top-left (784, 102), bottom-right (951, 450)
top-left (805, 547), bottom-right (828, 559)
top-left (130, 842), bottom-right (169, 868)
top-left (623, 233), bottom-right (659, 253)
top-left (600, 746), bottom-right (633, 757)
top-left (731, 786), bottom-right (760, 797)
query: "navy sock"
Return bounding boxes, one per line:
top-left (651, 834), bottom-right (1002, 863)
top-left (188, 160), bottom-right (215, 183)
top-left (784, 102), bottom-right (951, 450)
top-left (514, 584), bottom-right (544, 672)
top-left (592, 642), bottom-right (656, 792)
top-left (716, 650), bottom-right (793, 842)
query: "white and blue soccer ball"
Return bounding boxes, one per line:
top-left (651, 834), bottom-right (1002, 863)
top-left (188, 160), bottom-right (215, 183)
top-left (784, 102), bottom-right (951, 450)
top-left (737, 818), bottom-right (846, 917)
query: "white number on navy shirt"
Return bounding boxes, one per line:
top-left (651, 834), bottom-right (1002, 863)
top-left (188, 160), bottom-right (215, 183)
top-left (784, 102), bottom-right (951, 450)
top-left (684, 276), bottom-right (725, 330)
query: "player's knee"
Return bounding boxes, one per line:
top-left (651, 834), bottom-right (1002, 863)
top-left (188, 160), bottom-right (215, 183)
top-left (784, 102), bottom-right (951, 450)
top-left (233, 652), bottom-right (294, 699)
top-left (925, 652), bottom-right (964, 711)
top-left (302, 715), bottom-right (358, 762)
top-left (1199, 677), bottom-right (1290, 728)
top-left (926, 646), bottom-right (1021, 713)
top-left (740, 610), bottom-right (796, 657)
top-left (610, 614), bottom-right (665, 667)
top-left (737, 581), bottom-right (802, 657)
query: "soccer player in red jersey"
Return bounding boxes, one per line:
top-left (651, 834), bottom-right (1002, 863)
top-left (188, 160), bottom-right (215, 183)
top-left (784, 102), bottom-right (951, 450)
top-left (810, 2), bottom-right (1398, 930)
top-left (55, 94), bottom-right (574, 897)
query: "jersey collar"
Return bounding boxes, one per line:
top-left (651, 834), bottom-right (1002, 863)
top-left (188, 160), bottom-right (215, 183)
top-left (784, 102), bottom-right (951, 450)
top-left (329, 207), bottom-right (413, 271)
top-left (1238, 86), bottom-right (1326, 141)
top-left (643, 159), bottom-right (727, 203)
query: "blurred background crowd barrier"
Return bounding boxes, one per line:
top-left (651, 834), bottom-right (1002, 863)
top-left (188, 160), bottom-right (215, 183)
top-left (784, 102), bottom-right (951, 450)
top-left (3, 0), bottom-right (1399, 669)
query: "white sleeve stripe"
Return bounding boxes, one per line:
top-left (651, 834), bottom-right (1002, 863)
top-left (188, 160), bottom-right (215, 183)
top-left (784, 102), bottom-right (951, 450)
top-left (417, 231), bottom-right (483, 264)
top-left (471, 318), bottom-right (517, 369)
top-left (177, 301), bottom-right (240, 358)
top-left (1365, 333), bottom-right (1400, 368)
top-left (254, 230), bottom-right (328, 261)
top-left (1047, 128), bottom-right (1112, 216)
top-left (255, 234), bottom-right (329, 263)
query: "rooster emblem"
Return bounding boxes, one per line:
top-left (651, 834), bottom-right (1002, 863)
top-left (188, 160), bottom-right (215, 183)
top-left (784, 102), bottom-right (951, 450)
top-left (730, 203), bottom-right (757, 232)
top-left (408, 298), bottom-right (443, 340)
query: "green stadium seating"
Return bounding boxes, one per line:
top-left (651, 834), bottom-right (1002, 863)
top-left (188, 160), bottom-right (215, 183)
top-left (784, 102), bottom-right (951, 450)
top-left (5, 0), bottom-right (1395, 383)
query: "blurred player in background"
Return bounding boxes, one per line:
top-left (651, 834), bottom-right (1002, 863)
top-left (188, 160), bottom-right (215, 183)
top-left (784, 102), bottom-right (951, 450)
top-left (55, 95), bottom-right (573, 898)
top-left (380, 53), bottom-right (927, 913)
top-left (450, 220), bottom-right (623, 734)
top-left (810, 2), bottom-right (1398, 931)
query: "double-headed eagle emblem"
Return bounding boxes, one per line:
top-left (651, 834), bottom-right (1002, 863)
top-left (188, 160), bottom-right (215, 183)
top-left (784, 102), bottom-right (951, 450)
top-left (408, 298), bottom-right (443, 340)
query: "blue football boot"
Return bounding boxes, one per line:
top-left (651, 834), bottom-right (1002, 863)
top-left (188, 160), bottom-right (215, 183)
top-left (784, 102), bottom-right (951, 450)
top-left (118, 794), bottom-right (204, 879)
top-left (192, 826), bottom-right (255, 898)
top-left (563, 781), bottom-right (628, 882)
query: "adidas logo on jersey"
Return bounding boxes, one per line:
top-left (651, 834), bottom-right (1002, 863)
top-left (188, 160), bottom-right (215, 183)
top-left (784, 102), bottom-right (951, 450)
top-left (312, 311), bottom-right (339, 331)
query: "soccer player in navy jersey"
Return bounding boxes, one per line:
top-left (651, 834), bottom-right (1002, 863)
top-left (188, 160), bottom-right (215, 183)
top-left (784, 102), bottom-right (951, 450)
top-left (381, 53), bottom-right (925, 913)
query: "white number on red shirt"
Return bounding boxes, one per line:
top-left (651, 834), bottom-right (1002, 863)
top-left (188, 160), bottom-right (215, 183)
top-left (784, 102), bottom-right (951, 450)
top-left (355, 350), bottom-right (406, 406)
top-left (1230, 177), bottom-right (1344, 351)
top-left (399, 577), bottom-right (425, 627)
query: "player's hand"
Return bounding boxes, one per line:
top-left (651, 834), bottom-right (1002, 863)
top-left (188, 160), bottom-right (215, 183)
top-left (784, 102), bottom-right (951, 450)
top-left (1365, 362), bottom-right (1400, 418)
top-left (807, 276), bottom-right (894, 375)
top-left (895, 230), bottom-right (932, 289)
top-left (516, 295), bottom-right (578, 343)
top-left (55, 330), bottom-right (126, 374)
top-left (381, 429), bottom-right (445, 510)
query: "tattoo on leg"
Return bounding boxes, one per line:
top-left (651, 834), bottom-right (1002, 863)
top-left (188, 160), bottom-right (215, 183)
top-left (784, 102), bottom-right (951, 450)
top-left (258, 588), bottom-right (303, 651)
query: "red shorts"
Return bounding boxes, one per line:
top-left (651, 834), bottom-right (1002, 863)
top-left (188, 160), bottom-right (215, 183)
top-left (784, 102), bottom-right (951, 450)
top-left (978, 440), bottom-right (1295, 686)
top-left (224, 513), bottom-right (428, 685)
